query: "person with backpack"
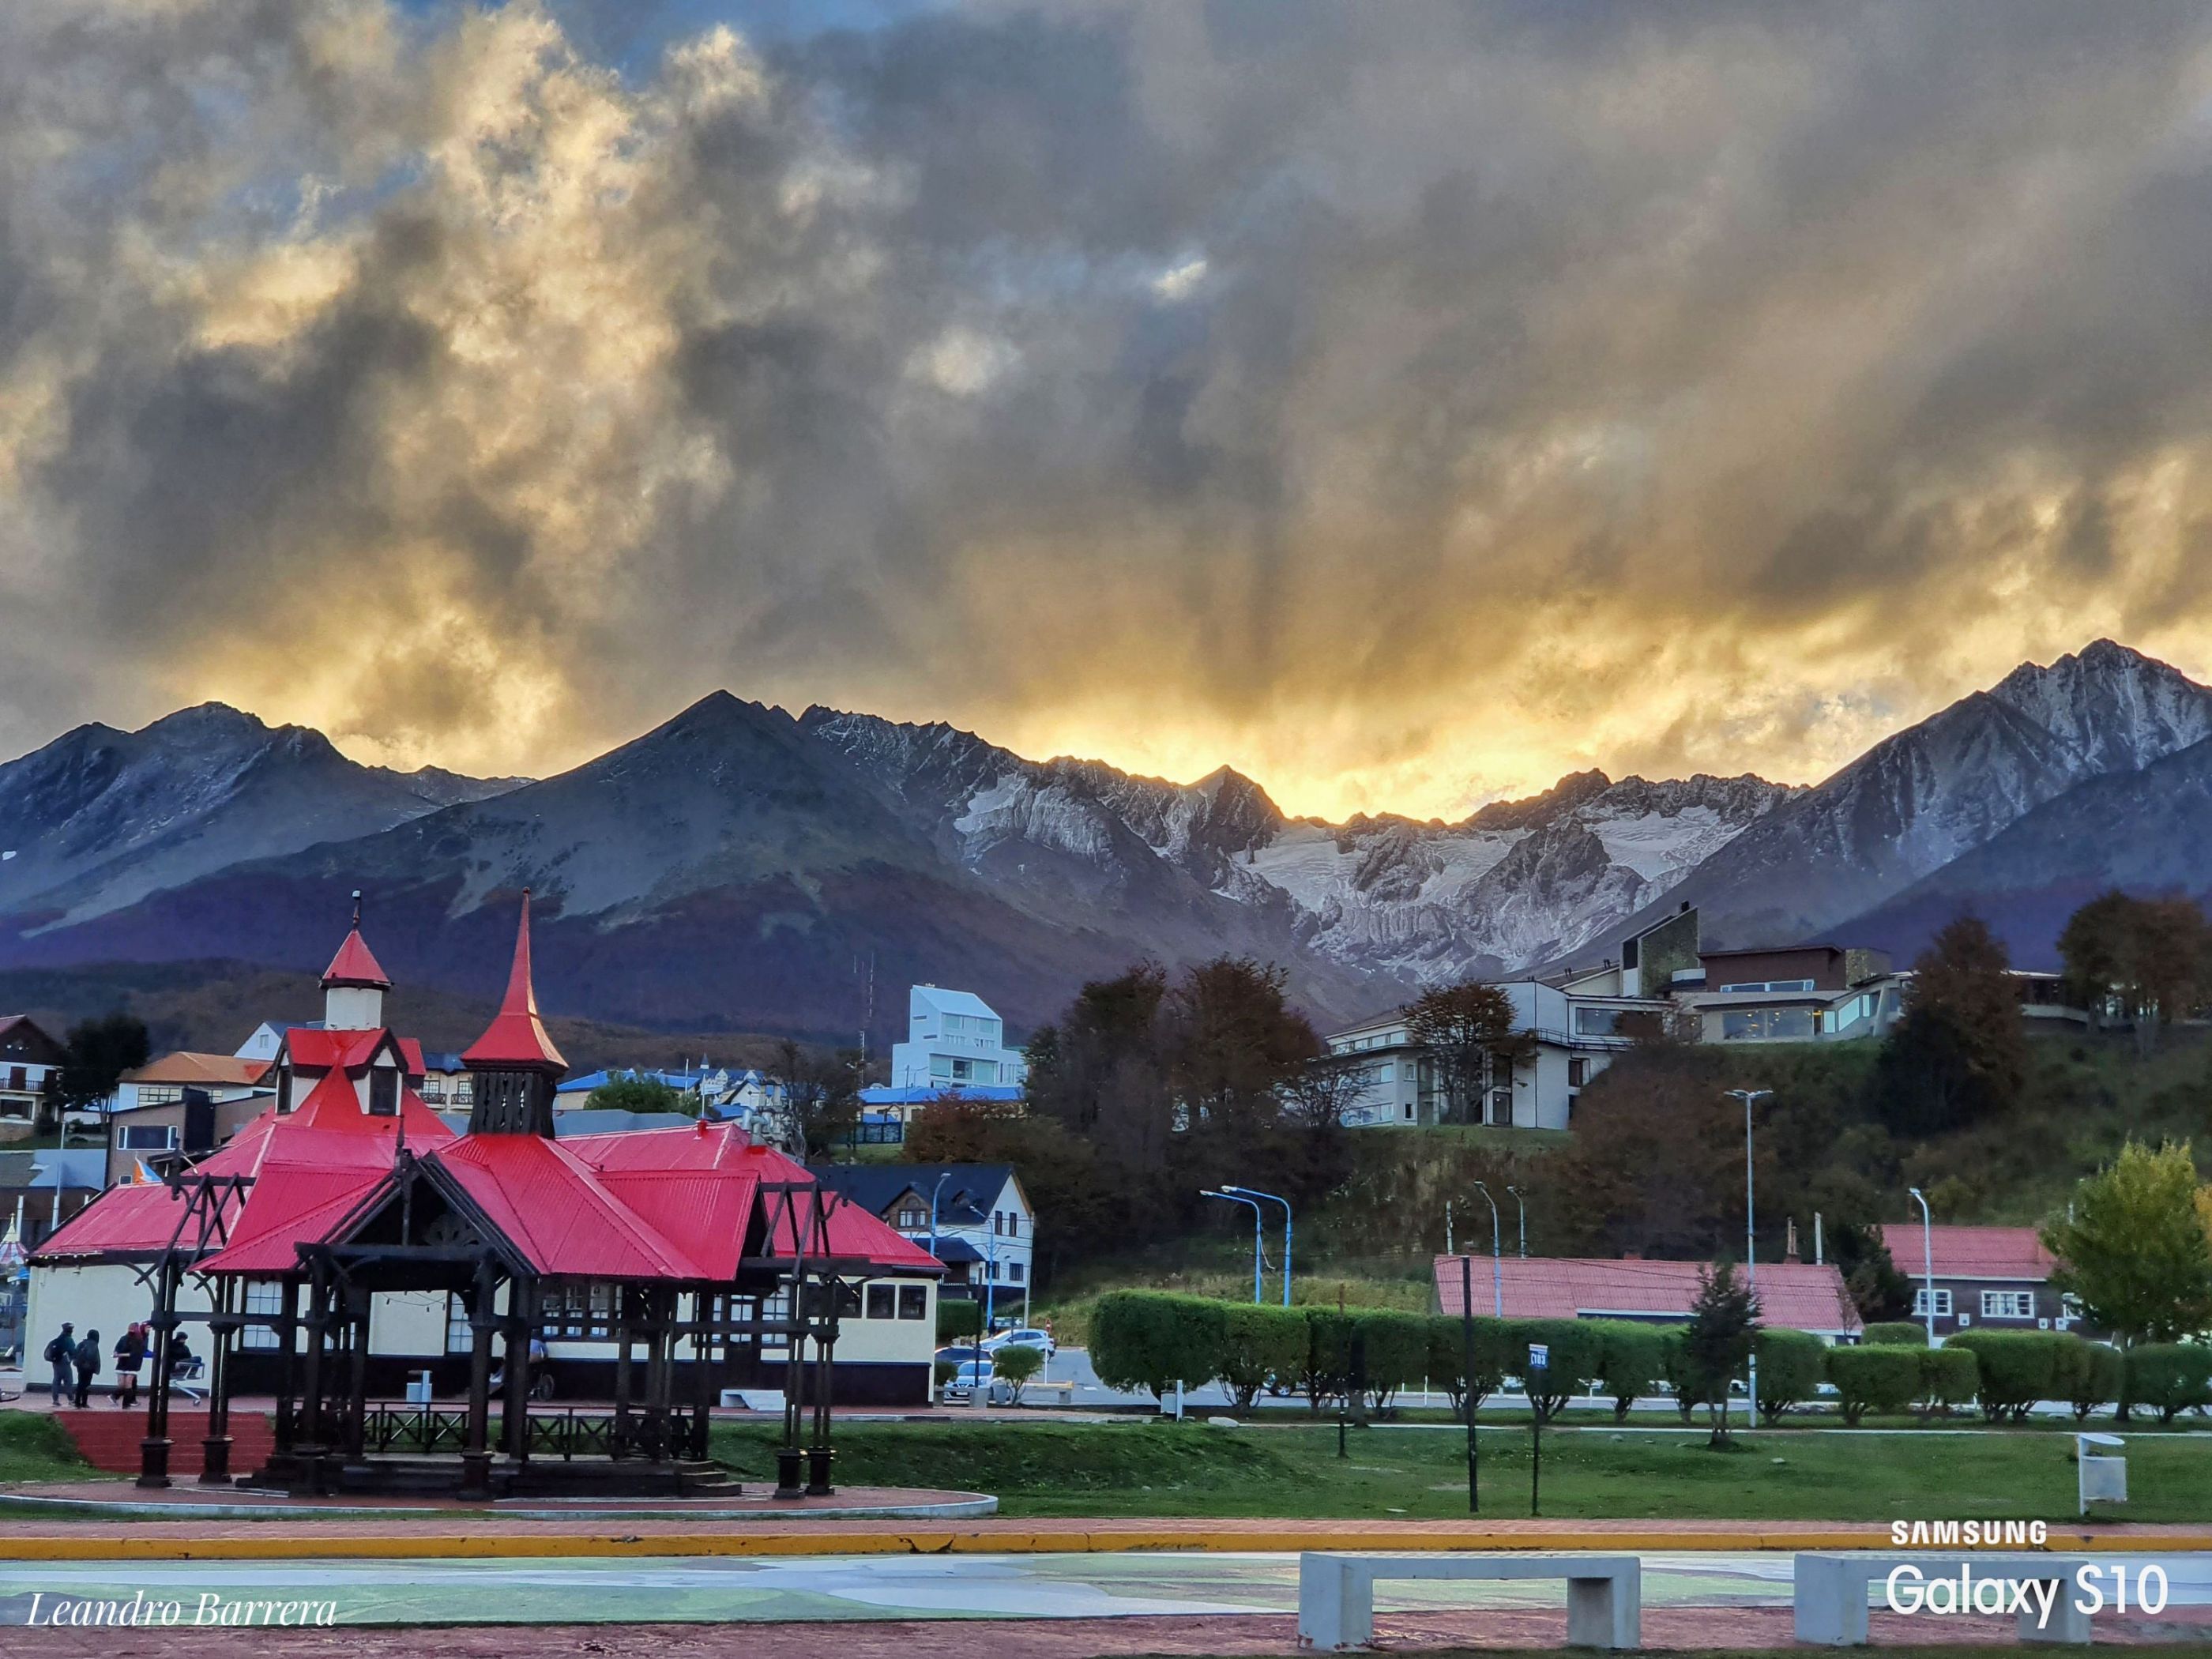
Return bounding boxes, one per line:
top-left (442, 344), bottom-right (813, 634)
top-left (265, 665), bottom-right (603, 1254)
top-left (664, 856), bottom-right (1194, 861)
top-left (43, 1323), bottom-right (74, 1405)
top-left (112, 1324), bottom-right (148, 1409)
top-left (72, 1328), bottom-right (101, 1409)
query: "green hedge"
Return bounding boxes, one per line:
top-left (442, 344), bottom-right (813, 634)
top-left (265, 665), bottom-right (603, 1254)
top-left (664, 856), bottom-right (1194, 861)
top-left (1862, 1322), bottom-right (1928, 1346)
top-left (936, 1299), bottom-right (982, 1342)
top-left (1755, 1330), bottom-right (1828, 1423)
top-left (1826, 1345), bottom-right (1920, 1425)
top-left (1946, 1330), bottom-right (2065, 1423)
top-left (1592, 1322), bottom-right (1665, 1423)
top-left (2056, 1341), bottom-right (2125, 1422)
top-left (1354, 1311), bottom-right (1432, 1408)
top-left (1089, 1290), bottom-right (1224, 1399)
top-left (1216, 1304), bottom-right (1310, 1409)
top-left (2124, 1344), bottom-right (2212, 1424)
top-left (1427, 1315), bottom-right (1514, 1413)
top-left (1506, 1319), bottom-right (1604, 1421)
top-left (1918, 1347), bottom-right (1979, 1416)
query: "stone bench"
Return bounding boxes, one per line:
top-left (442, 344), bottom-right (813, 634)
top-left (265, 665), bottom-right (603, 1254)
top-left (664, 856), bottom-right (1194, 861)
top-left (1794, 1553), bottom-right (2096, 1646)
top-left (1296, 1552), bottom-right (1639, 1650)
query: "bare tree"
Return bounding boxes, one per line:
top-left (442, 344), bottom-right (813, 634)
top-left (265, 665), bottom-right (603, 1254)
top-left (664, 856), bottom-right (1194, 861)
top-left (1401, 981), bottom-right (1535, 1125)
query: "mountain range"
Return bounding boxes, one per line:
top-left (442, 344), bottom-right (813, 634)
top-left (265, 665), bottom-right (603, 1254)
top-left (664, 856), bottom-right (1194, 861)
top-left (0, 639), bottom-right (2204, 1044)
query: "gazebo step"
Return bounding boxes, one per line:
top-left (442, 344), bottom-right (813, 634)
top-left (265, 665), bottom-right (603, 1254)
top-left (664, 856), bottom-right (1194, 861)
top-left (55, 1410), bottom-right (276, 1477)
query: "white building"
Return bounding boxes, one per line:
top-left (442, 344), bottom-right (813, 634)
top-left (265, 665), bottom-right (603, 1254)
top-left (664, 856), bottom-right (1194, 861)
top-left (1325, 980), bottom-right (1658, 1131)
top-left (888, 986), bottom-right (1028, 1093)
top-left (813, 1162), bottom-right (1036, 1315)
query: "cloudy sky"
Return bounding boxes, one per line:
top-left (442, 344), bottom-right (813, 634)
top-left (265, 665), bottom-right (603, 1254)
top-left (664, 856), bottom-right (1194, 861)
top-left (6, 1), bottom-right (2212, 820)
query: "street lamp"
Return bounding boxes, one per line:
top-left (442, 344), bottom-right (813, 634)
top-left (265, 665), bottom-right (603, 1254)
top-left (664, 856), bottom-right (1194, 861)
top-left (1470, 1182), bottom-right (1503, 1317)
top-left (927, 1169), bottom-right (952, 1258)
top-left (1222, 1186), bottom-right (1292, 1307)
top-left (1723, 1090), bottom-right (1771, 1291)
top-left (1507, 1186), bottom-right (1528, 1258)
top-left (1909, 1187), bottom-right (1936, 1345)
top-left (1203, 1190), bottom-right (1266, 1304)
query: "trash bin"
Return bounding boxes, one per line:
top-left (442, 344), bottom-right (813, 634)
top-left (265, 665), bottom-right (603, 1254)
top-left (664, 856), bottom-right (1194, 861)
top-left (404, 1371), bottom-right (434, 1405)
top-left (2077, 1431), bottom-right (2125, 1514)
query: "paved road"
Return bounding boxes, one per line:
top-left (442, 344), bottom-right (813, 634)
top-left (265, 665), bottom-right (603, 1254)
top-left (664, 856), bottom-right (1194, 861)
top-left (3, 1548), bottom-right (2209, 1626)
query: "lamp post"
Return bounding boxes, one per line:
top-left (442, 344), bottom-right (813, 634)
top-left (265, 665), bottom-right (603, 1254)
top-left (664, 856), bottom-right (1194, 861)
top-left (927, 1170), bottom-right (952, 1259)
top-left (1909, 1187), bottom-right (1936, 1345)
top-left (1722, 1089), bottom-right (1770, 1292)
top-left (1724, 1089), bottom-right (1770, 1422)
top-left (1222, 1186), bottom-right (1292, 1307)
top-left (1203, 1190), bottom-right (1266, 1303)
top-left (1471, 1182), bottom-right (1503, 1317)
top-left (1507, 1186), bottom-right (1527, 1257)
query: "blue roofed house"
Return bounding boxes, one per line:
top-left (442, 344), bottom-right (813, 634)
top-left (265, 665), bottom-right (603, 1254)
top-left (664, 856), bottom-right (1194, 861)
top-left (812, 1162), bottom-right (1034, 1315)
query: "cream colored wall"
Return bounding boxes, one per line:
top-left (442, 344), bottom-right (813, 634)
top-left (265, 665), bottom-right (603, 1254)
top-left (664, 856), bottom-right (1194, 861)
top-left (26, 1264), bottom-right (216, 1389)
top-left (370, 1290), bottom-right (450, 1356)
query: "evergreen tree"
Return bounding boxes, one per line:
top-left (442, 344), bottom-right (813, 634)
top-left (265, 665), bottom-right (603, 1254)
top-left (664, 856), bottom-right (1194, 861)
top-left (1680, 1261), bottom-right (1761, 1447)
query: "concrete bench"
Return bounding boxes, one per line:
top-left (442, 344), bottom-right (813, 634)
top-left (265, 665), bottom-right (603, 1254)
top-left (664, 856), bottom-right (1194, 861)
top-left (1794, 1553), bottom-right (2095, 1646)
top-left (1297, 1552), bottom-right (1639, 1651)
top-left (1012, 1379), bottom-right (1075, 1404)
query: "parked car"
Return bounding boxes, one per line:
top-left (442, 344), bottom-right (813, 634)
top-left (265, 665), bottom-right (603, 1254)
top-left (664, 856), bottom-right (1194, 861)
top-left (941, 1360), bottom-right (1012, 1405)
top-left (935, 1344), bottom-right (984, 1368)
top-left (981, 1326), bottom-right (1057, 1358)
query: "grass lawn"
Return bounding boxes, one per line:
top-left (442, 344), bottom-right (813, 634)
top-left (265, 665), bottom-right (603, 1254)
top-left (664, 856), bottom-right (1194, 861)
top-left (0, 1412), bottom-right (92, 1483)
top-left (711, 1419), bottom-right (2212, 1522)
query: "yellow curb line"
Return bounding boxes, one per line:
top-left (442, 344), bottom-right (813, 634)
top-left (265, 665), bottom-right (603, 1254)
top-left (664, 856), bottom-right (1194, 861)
top-left (1, 1527), bottom-right (2208, 1562)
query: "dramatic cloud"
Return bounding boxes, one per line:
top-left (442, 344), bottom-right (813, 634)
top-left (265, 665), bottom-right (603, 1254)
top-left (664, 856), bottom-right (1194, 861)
top-left (7, 0), bottom-right (2212, 817)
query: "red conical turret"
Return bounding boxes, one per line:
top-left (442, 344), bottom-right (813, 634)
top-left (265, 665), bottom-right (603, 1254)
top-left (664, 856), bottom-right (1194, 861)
top-left (461, 891), bottom-right (566, 1071)
top-left (322, 893), bottom-right (392, 990)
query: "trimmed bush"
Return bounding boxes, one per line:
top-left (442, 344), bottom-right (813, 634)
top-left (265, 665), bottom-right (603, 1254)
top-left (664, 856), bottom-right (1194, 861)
top-left (1917, 1346), bottom-right (1979, 1416)
top-left (931, 1359), bottom-right (959, 1390)
top-left (1216, 1304), bottom-right (1310, 1409)
top-left (2124, 1344), bottom-right (2212, 1424)
top-left (1089, 1291), bottom-right (1224, 1399)
top-left (1659, 1329), bottom-right (1707, 1420)
top-left (991, 1343), bottom-right (1044, 1402)
top-left (1947, 1331), bottom-right (2064, 1423)
top-left (1755, 1329), bottom-right (1828, 1423)
top-left (1863, 1322), bottom-right (1928, 1346)
top-left (936, 1299), bottom-right (983, 1342)
top-left (1591, 1322), bottom-right (1665, 1422)
top-left (1351, 1311), bottom-right (1431, 1409)
top-left (1300, 1307), bottom-right (1360, 1410)
top-left (2056, 1341), bottom-right (2125, 1423)
top-left (1505, 1319), bottom-right (1605, 1421)
top-left (1427, 1315), bottom-right (1514, 1413)
top-left (1826, 1344), bottom-right (1920, 1426)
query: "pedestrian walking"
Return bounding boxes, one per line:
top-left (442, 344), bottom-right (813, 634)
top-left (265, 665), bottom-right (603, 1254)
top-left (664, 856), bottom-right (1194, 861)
top-left (112, 1324), bottom-right (147, 1409)
top-left (71, 1328), bottom-right (101, 1409)
top-left (43, 1322), bottom-right (73, 1405)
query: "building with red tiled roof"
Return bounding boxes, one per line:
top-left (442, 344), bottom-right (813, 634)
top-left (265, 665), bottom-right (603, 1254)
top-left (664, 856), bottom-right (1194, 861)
top-left (1433, 1253), bottom-right (1862, 1340)
top-left (31, 893), bottom-right (941, 1497)
top-left (1876, 1224), bottom-right (2076, 1338)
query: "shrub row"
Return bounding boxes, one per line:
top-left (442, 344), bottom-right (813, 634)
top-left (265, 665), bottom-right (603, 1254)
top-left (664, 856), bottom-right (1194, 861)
top-left (1086, 1291), bottom-right (2183, 1423)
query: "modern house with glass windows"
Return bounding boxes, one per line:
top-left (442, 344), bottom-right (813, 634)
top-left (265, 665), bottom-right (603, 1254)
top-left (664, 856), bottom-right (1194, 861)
top-left (886, 986), bottom-right (1028, 1093)
top-left (1672, 944), bottom-right (1905, 1044)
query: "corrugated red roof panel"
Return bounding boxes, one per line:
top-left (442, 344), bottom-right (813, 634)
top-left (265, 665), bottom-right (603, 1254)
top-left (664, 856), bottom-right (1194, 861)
top-left (1432, 1255), bottom-right (1860, 1335)
top-left (461, 893), bottom-right (566, 1070)
top-left (322, 927), bottom-right (392, 988)
top-left (1877, 1224), bottom-right (2053, 1281)
top-left (430, 1134), bottom-right (707, 1280)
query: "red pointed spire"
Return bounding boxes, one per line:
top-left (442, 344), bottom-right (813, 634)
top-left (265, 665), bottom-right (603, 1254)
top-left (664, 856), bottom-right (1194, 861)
top-left (461, 891), bottom-right (567, 1070)
top-left (322, 893), bottom-right (392, 989)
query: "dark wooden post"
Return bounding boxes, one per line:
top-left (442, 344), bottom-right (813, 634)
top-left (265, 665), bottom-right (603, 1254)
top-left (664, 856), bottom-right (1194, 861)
top-left (688, 1289), bottom-right (716, 1462)
top-left (294, 1258), bottom-right (330, 1494)
top-left (344, 1285), bottom-right (371, 1463)
top-left (198, 1277), bottom-right (237, 1485)
top-left (135, 1251), bottom-right (182, 1489)
top-left (642, 1287), bottom-right (671, 1462)
top-left (807, 1270), bottom-right (837, 1495)
top-left (272, 1278), bottom-right (300, 1458)
top-left (611, 1288), bottom-right (634, 1461)
top-left (501, 1277), bottom-right (534, 1466)
top-left (460, 1257), bottom-right (496, 1499)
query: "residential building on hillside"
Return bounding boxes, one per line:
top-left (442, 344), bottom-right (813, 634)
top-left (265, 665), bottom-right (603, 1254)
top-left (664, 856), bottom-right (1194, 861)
top-left (1876, 1224), bottom-right (2073, 1338)
top-left (0, 1016), bottom-right (65, 1125)
top-left (2, 1148), bottom-right (105, 1247)
top-left (1433, 1253), bottom-right (1863, 1341)
top-left (1326, 980), bottom-right (1657, 1130)
top-left (1672, 944), bottom-right (1906, 1044)
top-left (889, 986), bottom-right (1028, 1093)
top-left (113, 1052), bottom-right (272, 1114)
top-left (813, 1162), bottom-right (1034, 1311)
